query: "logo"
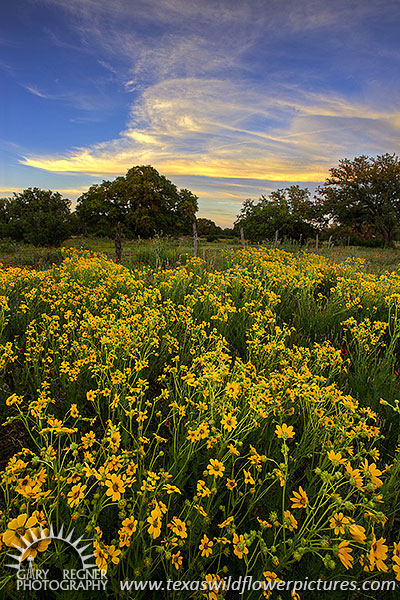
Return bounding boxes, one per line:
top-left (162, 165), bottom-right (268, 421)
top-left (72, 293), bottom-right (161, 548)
top-left (6, 524), bottom-right (107, 592)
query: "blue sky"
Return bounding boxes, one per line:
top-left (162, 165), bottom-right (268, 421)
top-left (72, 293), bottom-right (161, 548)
top-left (1, 0), bottom-right (400, 226)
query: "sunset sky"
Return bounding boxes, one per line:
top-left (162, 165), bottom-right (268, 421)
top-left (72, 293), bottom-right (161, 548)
top-left (1, 0), bottom-right (400, 226)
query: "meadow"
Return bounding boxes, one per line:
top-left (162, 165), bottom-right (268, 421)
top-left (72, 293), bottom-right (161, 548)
top-left (1, 245), bottom-right (400, 598)
top-left (2, 235), bottom-right (400, 273)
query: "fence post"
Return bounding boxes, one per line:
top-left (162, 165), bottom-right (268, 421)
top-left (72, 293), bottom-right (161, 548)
top-left (240, 226), bottom-right (245, 249)
top-left (274, 230), bottom-right (279, 247)
top-left (347, 236), bottom-right (350, 246)
top-left (316, 234), bottom-right (319, 249)
top-left (299, 233), bottom-right (303, 247)
top-left (115, 221), bottom-right (122, 263)
top-left (327, 235), bottom-right (332, 249)
top-left (193, 221), bottom-right (198, 257)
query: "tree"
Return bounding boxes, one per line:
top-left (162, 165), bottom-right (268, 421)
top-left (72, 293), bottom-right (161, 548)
top-left (235, 186), bottom-right (316, 241)
top-left (0, 197), bottom-right (8, 238)
top-left (76, 166), bottom-right (198, 238)
top-left (175, 189), bottom-right (200, 235)
top-left (74, 181), bottom-right (114, 236)
top-left (222, 228), bottom-right (235, 237)
top-left (3, 188), bottom-right (71, 246)
top-left (196, 218), bottom-right (222, 238)
top-left (316, 154), bottom-right (400, 247)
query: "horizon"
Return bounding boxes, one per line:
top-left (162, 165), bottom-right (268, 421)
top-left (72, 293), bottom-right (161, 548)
top-left (2, 0), bottom-right (400, 227)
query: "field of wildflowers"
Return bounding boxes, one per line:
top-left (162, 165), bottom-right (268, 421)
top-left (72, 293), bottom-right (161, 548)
top-left (1, 247), bottom-right (400, 598)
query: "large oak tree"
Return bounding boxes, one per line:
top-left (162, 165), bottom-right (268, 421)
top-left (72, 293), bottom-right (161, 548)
top-left (76, 165), bottom-right (198, 238)
top-left (316, 154), bottom-right (400, 247)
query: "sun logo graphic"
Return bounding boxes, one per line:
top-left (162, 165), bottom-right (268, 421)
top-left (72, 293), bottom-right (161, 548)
top-left (6, 524), bottom-right (107, 593)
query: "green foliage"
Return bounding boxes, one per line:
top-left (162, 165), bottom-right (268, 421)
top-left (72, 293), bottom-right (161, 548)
top-left (222, 227), bottom-right (235, 237)
top-left (0, 188), bottom-right (71, 247)
top-left (196, 218), bottom-right (223, 241)
top-left (0, 198), bottom-right (8, 238)
top-left (316, 153), bottom-right (400, 247)
top-left (76, 165), bottom-right (198, 238)
top-left (235, 185), bottom-right (316, 241)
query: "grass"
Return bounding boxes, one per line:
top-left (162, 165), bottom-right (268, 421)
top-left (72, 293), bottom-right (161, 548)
top-left (1, 235), bottom-right (400, 274)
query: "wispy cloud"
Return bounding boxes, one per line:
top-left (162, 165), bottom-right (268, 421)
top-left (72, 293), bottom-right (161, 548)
top-left (20, 77), bottom-right (400, 183)
top-left (10, 0), bottom-right (400, 225)
top-left (25, 85), bottom-right (51, 99)
top-left (0, 185), bottom-right (86, 193)
top-left (22, 82), bottom-right (114, 112)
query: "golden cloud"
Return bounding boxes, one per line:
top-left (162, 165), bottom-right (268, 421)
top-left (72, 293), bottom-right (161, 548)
top-left (20, 78), bottom-right (400, 187)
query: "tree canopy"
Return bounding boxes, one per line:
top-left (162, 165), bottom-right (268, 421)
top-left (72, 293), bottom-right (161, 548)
top-left (1, 188), bottom-right (71, 246)
top-left (76, 165), bottom-right (198, 238)
top-left (196, 218), bottom-right (222, 239)
top-left (235, 185), bottom-right (316, 241)
top-left (316, 153), bottom-right (400, 247)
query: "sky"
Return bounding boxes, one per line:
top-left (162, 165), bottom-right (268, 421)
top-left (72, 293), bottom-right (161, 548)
top-left (1, 0), bottom-right (400, 227)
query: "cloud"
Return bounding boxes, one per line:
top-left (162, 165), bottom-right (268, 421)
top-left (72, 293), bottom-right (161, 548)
top-left (0, 188), bottom-right (24, 196)
top-left (25, 86), bottom-right (51, 99)
top-left (21, 82), bottom-right (113, 112)
top-left (0, 186), bottom-right (88, 197)
top-left (20, 77), bottom-right (400, 184)
top-left (11, 0), bottom-right (400, 226)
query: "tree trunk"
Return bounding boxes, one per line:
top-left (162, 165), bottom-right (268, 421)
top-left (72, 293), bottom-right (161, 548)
top-left (377, 219), bottom-right (395, 247)
top-left (115, 222), bottom-right (122, 263)
top-left (382, 228), bottom-right (393, 248)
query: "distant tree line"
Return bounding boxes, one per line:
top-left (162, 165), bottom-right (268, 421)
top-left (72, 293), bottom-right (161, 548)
top-left (1, 154), bottom-right (400, 247)
top-left (234, 185), bottom-right (316, 241)
top-left (196, 218), bottom-right (234, 241)
top-left (235, 153), bottom-right (400, 248)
